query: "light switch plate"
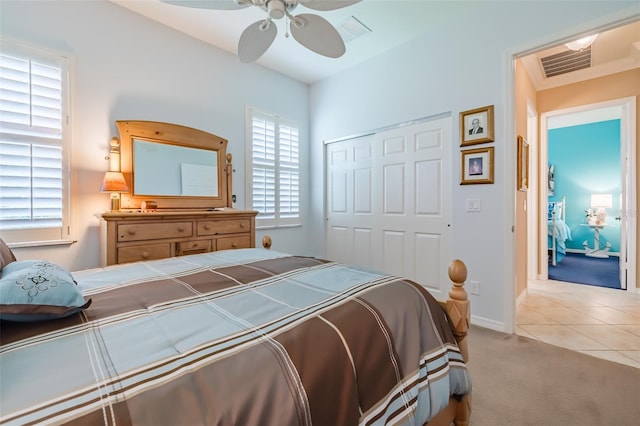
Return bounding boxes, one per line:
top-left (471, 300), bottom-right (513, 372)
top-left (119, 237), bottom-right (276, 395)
top-left (466, 198), bottom-right (481, 212)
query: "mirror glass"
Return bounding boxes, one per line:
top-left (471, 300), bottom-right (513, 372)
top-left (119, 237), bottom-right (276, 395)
top-left (133, 139), bottom-right (218, 197)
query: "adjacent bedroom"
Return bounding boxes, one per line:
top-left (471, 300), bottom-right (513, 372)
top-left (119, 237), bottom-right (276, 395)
top-left (546, 118), bottom-right (622, 290)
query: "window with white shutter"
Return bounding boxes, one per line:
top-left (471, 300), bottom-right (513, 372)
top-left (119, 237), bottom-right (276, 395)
top-left (0, 41), bottom-right (72, 245)
top-left (246, 109), bottom-right (300, 228)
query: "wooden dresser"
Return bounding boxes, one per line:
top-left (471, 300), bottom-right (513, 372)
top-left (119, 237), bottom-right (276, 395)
top-left (102, 210), bottom-right (258, 265)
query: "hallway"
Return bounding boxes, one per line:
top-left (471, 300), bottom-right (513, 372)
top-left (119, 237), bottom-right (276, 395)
top-left (516, 279), bottom-right (640, 368)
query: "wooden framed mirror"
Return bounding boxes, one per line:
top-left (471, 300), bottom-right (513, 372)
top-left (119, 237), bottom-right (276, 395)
top-left (117, 120), bottom-right (232, 210)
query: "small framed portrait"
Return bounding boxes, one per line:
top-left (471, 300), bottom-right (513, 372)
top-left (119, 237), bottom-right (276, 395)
top-left (460, 105), bottom-right (494, 146)
top-left (461, 147), bottom-right (494, 185)
top-left (517, 135), bottom-right (529, 191)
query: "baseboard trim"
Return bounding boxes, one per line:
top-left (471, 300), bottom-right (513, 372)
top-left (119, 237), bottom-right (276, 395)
top-left (470, 315), bottom-right (505, 333)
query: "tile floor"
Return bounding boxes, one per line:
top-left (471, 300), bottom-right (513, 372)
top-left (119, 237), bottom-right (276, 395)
top-left (516, 279), bottom-right (640, 369)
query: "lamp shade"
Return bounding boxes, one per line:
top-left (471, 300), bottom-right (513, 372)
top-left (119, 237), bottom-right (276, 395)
top-left (590, 193), bottom-right (612, 209)
top-left (100, 171), bottom-right (129, 193)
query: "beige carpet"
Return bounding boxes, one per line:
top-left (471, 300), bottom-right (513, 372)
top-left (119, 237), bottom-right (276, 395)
top-left (466, 325), bottom-right (640, 426)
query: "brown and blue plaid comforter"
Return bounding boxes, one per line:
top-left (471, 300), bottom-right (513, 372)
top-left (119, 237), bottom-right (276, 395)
top-left (0, 249), bottom-right (471, 425)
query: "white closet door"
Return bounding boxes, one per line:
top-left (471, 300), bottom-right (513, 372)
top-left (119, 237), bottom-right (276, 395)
top-left (325, 116), bottom-right (452, 298)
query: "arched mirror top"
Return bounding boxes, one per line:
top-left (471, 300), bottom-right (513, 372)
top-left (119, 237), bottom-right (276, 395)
top-left (117, 120), bottom-right (231, 210)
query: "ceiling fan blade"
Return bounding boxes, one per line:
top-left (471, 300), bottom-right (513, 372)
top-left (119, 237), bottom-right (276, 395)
top-left (300, 0), bottom-right (361, 12)
top-left (160, 0), bottom-right (249, 10)
top-left (238, 20), bottom-right (278, 63)
top-left (290, 14), bottom-right (346, 58)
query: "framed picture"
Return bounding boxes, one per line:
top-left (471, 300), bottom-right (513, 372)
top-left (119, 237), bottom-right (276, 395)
top-left (460, 105), bottom-right (494, 146)
top-left (461, 146), bottom-right (494, 185)
top-left (517, 135), bottom-right (529, 191)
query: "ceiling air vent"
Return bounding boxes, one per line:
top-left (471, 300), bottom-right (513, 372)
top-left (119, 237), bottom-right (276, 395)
top-left (540, 46), bottom-right (592, 78)
top-left (337, 16), bottom-right (372, 43)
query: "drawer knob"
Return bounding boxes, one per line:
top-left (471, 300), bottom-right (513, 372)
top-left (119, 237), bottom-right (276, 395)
top-left (178, 226), bottom-right (185, 232)
top-left (239, 223), bottom-right (245, 228)
top-left (204, 225), bottom-right (211, 230)
top-left (127, 229), bottom-right (136, 235)
top-left (232, 243), bottom-right (237, 248)
top-left (142, 251), bottom-right (149, 259)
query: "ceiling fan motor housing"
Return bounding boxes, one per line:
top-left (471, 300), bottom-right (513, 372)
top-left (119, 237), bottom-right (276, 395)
top-left (268, 0), bottom-right (285, 19)
top-left (267, 0), bottom-right (299, 20)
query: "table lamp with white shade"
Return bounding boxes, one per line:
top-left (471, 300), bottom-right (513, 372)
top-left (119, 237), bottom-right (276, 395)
top-left (589, 193), bottom-right (612, 226)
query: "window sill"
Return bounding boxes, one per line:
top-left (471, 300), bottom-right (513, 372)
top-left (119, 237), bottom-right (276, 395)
top-left (8, 239), bottom-right (76, 249)
top-left (256, 224), bottom-right (302, 230)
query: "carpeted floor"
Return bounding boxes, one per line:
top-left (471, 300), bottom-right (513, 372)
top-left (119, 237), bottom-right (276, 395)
top-left (467, 325), bottom-right (640, 426)
top-left (548, 252), bottom-right (620, 289)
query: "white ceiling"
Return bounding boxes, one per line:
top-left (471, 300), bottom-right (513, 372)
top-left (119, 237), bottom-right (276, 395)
top-left (110, 0), bottom-right (640, 86)
top-left (109, 0), bottom-right (473, 84)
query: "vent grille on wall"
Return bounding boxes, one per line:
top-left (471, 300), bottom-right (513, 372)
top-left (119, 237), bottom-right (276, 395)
top-left (540, 46), bottom-right (592, 78)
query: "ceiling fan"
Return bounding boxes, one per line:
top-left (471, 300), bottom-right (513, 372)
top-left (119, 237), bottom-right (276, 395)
top-left (161, 0), bottom-right (362, 63)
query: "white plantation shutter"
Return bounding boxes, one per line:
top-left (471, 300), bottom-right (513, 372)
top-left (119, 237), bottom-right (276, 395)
top-left (0, 42), bottom-right (71, 244)
top-left (278, 124), bottom-right (299, 219)
top-left (247, 109), bottom-right (301, 228)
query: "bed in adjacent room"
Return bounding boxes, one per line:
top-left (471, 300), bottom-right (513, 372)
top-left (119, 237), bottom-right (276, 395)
top-left (548, 196), bottom-right (572, 266)
top-left (0, 121), bottom-right (472, 425)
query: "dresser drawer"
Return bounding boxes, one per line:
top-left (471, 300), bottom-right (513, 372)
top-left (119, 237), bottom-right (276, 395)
top-left (197, 219), bottom-right (250, 236)
top-left (118, 244), bottom-right (171, 263)
top-left (118, 222), bottom-right (193, 242)
top-left (176, 240), bottom-right (212, 256)
top-left (217, 235), bottom-right (251, 251)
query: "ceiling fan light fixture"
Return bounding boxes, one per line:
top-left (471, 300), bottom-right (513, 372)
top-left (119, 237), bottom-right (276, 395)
top-left (565, 34), bottom-right (598, 51)
top-left (292, 15), bottom-right (305, 30)
top-left (259, 19), bottom-right (272, 31)
top-left (268, 0), bottom-right (286, 19)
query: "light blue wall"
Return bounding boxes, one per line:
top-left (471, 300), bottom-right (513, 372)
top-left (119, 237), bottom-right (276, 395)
top-left (310, 2), bottom-right (638, 329)
top-left (548, 120), bottom-right (621, 252)
top-left (0, 0), bottom-right (312, 269)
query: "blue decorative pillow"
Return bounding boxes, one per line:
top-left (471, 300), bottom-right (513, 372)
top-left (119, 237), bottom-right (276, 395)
top-left (547, 203), bottom-right (555, 220)
top-left (0, 260), bottom-right (91, 321)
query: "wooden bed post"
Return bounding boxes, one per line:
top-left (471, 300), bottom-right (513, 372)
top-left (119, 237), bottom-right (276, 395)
top-left (445, 259), bottom-right (471, 426)
top-left (421, 260), bottom-right (473, 426)
top-left (445, 259), bottom-right (470, 362)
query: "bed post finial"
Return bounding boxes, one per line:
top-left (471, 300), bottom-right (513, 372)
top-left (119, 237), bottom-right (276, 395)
top-left (262, 235), bottom-right (272, 250)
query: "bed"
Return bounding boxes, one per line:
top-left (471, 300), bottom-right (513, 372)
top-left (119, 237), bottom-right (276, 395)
top-left (0, 120), bottom-right (471, 425)
top-left (0, 237), bottom-right (472, 425)
top-left (548, 196), bottom-right (572, 266)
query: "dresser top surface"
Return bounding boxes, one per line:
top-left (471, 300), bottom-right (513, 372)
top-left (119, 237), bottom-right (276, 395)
top-left (102, 209), bottom-right (258, 221)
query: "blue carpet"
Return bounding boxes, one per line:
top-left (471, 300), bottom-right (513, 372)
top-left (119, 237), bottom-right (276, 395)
top-left (548, 252), bottom-right (620, 289)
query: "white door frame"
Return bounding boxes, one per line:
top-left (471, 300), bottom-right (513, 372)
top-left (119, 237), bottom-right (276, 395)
top-left (539, 96), bottom-right (637, 291)
top-left (526, 102), bottom-right (539, 281)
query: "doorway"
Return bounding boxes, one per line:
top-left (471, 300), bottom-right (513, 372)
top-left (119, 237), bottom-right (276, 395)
top-left (538, 97), bottom-right (636, 291)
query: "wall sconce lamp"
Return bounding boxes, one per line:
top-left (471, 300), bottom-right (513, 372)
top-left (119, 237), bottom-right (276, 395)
top-left (565, 34), bottom-right (598, 51)
top-left (589, 193), bottom-right (612, 226)
top-left (100, 171), bottom-right (129, 211)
